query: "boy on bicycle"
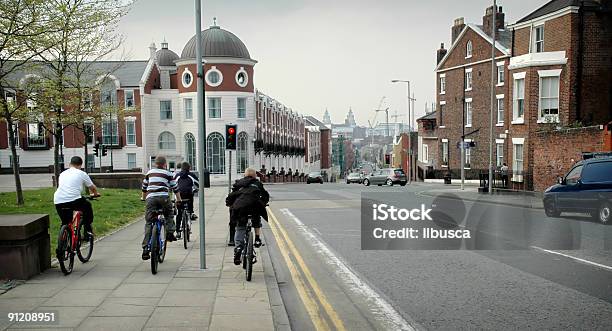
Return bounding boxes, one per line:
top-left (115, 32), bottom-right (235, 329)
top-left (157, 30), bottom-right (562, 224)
top-left (225, 168), bottom-right (269, 265)
top-left (173, 161), bottom-right (199, 239)
top-left (54, 156), bottom-right (100, 240)
top-left (141, 155), bottom-right (181, 260)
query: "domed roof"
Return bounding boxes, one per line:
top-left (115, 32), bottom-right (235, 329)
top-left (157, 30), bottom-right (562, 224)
top-left (156, 41), bottom-right (179, 67)
top-left (181, 25), bottom-right (251, 60)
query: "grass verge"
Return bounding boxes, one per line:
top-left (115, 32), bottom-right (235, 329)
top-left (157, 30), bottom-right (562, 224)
top-left (0, 188), bottom-right (143, 250)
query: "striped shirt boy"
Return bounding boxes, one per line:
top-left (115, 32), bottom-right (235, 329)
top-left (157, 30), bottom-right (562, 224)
top-left (142, 167), bottom-right (177, 199)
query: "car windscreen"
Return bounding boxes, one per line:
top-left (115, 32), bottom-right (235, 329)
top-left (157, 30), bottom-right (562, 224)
top-left (582, 161), bottom-right (612, 183)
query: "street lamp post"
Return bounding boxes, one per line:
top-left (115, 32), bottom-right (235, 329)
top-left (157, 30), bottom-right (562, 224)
top-left (195, 0), bottom-right (207, 269)
top-left (391, 80), bottom-right (412, 184)
top-left (488, 0), bottom-right (497, 194)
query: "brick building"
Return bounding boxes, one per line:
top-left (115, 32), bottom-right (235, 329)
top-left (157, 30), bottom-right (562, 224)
top-left (304, 116), bottom-right (332, 174)
top-left (423, 0), bottom-right (612, 189)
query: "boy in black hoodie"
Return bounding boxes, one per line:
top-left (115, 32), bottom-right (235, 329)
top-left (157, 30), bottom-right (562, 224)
top-left (174, 162), bottom-right (199, 239)
top-left (226, 168), bottom-right (269, 265)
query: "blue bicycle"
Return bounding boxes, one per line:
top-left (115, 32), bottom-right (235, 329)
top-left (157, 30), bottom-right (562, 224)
top-left (147, 208), bottom-right (168, 275)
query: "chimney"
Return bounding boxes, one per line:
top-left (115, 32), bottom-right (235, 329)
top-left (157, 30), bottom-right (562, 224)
top-left (436, 43), bottom-right (447, 64)
top-left (451, 17), bottom-right (465, 44)
top-left (483, 5), bottom-right (505, 36)
top-left (149, 42), bottom-right (157, 60)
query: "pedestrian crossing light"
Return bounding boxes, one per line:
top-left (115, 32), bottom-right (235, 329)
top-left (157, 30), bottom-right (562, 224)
top-left (101, 145), bottom-right (108, 156)
top-left (225, 124), bottom-right (237, 150)
top-left (93, 143), bottom-right (100, 157)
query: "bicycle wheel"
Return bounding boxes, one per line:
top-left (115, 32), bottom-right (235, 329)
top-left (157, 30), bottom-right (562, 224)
top-left (77, 224), bottom-right (94, 263)
top-left (57, 225), bottom-right (74, 275)
top-left (246, 231), bottom-right (254, 281)
top-left (242, 233), bottom-right (248, 270)
top-left (183, 210), bottom-right (189, 249)
top-left (150, 224), bottom-right (159, 275)
top-left (159, 222), bottom-right (167, 263)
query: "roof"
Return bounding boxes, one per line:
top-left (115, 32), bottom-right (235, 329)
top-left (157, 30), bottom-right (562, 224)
top-left (3, 60), bottom-right (150, 88)
top-left (156, 48), bottom-right (179, 67)
top-left (181, 25), bottom-right (252, 60)
top-left (305, 116), bottom-right (329, 130)
top-left (516, 0), bottom-right (598, 23)
top-left (417, 111), bottom-right (437, 121)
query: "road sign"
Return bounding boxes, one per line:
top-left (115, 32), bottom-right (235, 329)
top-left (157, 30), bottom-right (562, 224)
top-left (456, 141), bottom-right (476, 149)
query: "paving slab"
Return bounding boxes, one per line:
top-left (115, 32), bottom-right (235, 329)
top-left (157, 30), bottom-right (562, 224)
top-left (90, 297), bottom-right (158, 317)
top-left (76, 316), bottom-right (149, 331)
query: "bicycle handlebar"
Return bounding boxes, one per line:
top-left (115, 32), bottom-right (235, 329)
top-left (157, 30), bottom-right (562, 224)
top-left (84, 194), bottom-right (100, 201)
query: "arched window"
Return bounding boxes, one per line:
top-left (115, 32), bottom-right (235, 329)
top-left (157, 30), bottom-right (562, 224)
top-left (466, 40), bottom-right (473, 58)
top-left (184, 133), bottom-right (196, 170)
top-left (207, 132), bottom-right (225, 174)
top-left (237, 132), bottom-right (248, 173)
top-left (158, 131), bottom-right (176, 150)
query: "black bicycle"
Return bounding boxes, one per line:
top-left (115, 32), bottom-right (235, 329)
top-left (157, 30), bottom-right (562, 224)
top-left (147, 208), bottom-right (168, 275)
top-left (176, 201), bottom-right (192, 249)
top-left (241, 215), bottom-right (256, 281)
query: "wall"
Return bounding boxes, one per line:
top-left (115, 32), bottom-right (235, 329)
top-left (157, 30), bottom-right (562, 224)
top-left (532, 125), bottom-right (611, 191)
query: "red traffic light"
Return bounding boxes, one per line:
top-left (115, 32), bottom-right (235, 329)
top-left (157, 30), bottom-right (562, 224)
top-left (228, 127), bottom-right (235, 135)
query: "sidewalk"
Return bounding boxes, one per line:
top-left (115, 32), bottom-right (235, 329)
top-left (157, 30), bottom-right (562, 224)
top-left (417, 184), bottom-right (544, 209)
top-left (0, 186), bottom-right (289, 331)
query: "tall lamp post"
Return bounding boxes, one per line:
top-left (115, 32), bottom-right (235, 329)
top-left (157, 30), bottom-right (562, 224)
top-left (488, 0), bottom-right (497, 194)
top-left (392, 80), bottom-right (412, 184)
top-left (195, 0), bottom-right (207, 269)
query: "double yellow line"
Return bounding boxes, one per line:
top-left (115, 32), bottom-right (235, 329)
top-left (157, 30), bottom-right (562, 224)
top-left (267, 207), bottom-right (346, 331)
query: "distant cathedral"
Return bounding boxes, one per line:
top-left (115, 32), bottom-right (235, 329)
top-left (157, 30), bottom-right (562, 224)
top-left (344, 107), bottom-right (356, 127)
top-left (323, 108), bottom-right (331, 125)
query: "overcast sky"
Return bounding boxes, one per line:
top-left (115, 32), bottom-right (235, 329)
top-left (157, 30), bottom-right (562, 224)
top-left (117, 0), bottom-right (543, 127)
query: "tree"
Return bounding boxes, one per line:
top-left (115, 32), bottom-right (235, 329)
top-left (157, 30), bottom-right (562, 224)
top-left (30, 0), bottom-right (132, 183)
top-left (0, 0), bottom-right (54, 205)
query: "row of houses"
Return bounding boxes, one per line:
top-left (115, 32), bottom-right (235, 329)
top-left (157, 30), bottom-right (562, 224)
top-left (416, 0), bottom-right (612, 190)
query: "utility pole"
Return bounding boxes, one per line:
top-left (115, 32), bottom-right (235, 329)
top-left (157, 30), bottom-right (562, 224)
top-left (195, 0), bottom-right (207, 269)
top-left (391, 80), bottom-right (413, 183)
top-left (488, 0), bottom-right (497, 194)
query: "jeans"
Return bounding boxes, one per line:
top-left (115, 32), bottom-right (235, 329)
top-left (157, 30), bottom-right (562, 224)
top-left (234, 226), bottom-right (247, 251)
top-left (55, 198), bottom-right (93, 233)
top-left (142, 196), bottom-right (175, 249)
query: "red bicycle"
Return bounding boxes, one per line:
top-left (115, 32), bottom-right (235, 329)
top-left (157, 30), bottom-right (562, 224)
top-left (56, 195), bottom-right (99, 275)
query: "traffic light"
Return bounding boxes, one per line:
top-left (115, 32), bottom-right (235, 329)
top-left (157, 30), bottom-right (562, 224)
top-left (385, 154), bottom-right (391, 164)
top-left (93, 143), bottom-right (100, 157)
top-left (225, 124), bottom-right (237, 150)
top-left (101, 145), bottom-right (108, 156)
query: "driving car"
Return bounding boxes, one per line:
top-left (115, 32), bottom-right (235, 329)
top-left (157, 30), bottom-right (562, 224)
top-left (543, 154), bottom-right (612, 224)
top-left (306, 171), bottom-right (323, 184)
top-left (363, 168), bottom-right (407, 186)
top-left (346, 172), bottom-right (363, 184)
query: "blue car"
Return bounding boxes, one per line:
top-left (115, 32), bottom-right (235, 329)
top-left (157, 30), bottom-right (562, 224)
top-left (543, 155), bottom-right (612, 224)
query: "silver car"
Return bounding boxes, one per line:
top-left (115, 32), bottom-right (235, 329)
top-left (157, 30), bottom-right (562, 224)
top-left (363, 168), bottom-right (407, 186)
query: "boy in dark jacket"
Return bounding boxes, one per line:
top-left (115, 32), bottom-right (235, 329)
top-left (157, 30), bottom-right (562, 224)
top-left (226, 168), bottom-right (269, 265)
top-left (173, 162), bottom-right (199, 239)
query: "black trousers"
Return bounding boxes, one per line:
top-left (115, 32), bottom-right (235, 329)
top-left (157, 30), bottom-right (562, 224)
top-left (55, 198), bottom-right (93, 232)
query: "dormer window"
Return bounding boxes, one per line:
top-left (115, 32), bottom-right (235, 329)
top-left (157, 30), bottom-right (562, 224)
top-left (466, 40), bottom-right (473, 58)
top-left (533, 25), bottom-right (544, 53)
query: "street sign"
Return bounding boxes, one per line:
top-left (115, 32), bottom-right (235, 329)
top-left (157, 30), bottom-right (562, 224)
top-left (456, 141), bottom-right (476, 149)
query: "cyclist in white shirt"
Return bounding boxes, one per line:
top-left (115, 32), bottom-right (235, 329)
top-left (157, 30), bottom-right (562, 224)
top-left (54, 156), bottom-right (99, 239)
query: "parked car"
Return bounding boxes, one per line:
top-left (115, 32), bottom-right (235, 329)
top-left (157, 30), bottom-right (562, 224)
top-left (306, 171), bottom-right (323, 184)
top-left (363, 168), bottom-right (407, 186)
top-left (346, 172), bottom-right (363, 184)
top-left (543, 156), bottom-right (612, 224)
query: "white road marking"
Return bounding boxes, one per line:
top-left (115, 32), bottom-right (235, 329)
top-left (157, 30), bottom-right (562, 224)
top-left (280, 208), bottom-right (415, 331)
top-left (313, 227), bottom-right (322, 236)
top-left (531, 246), bottom-right (612, 272)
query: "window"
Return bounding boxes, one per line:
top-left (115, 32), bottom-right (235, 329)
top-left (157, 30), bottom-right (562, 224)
top-left (496, 143), bottom-right (504, 167)
top-left (442, 140), bottom-right (449, 166)
top-left (124, 90), bottom-right (134, 108)
top-left (126, 120), bottom-right (136, 145)
top-left (497, 95), bottom-right (504, 124)
top-left (207, 132), bottom-right (225, 174)
top-left (565, 165), bottom-right (582, 185)
top-left (208, 97), bottom-right (221, 118)
top-left (84, 123), bottom-right (94, 144)
top-left (237, 132), bottom-right (248, 173)
top-left (497, 63), bottom-right (505, 85)
top-left (465, 99), bottom-right (472, 127)
top-left (237, 98), bottom-right (246, 118)
top-left (100, 80), bottom-right (117, 107)
top-left (83, 93), bottom-right (92, 111)
top-left (102, 119), bottom-right (118, 145)
top-left (184, 133), bottom-right (196, 170)
top-left (439, 75), bottom-right (446, 94)
top-left (465, 69), bottom-right (472, 91)
top-left (206, 67), bottom-right (223, 87)
top-left (465, 146), bottom-right (471, 168)
top-left (513, 76), bottom-right (525, 122)
top-left (512, 143), bottom-right (524, 178)
top-left (182, 70), bottom-right (193, 88)
top-left (539, 75), bottom-right (560, 122)
top-left (236, 68), bottom-right (248, 88)
top-left (533, 25), bottom-right (544, 53)
top-left (466, 40), bottom-right (473, 58)
top-left (184, 98), bottom-right (193, 120)
top-left (158, 131), bottom-right (176, 150)
top-left (86, 154), bottom-right (95, 170)
top-left (439, 103), bottom-right (445, 126)
top-left (127, 153), bottom-right (136, 169)
top-left (422, 144), bottom-right (429, 163)
top-left (160, 100), bottom-right (172, 120)
top-left (27, 123), bottom-right (45, 147)
top-left (582, 162), bottom-right (612, 183)
top-left (8, 122), bottom-right (19, 147)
